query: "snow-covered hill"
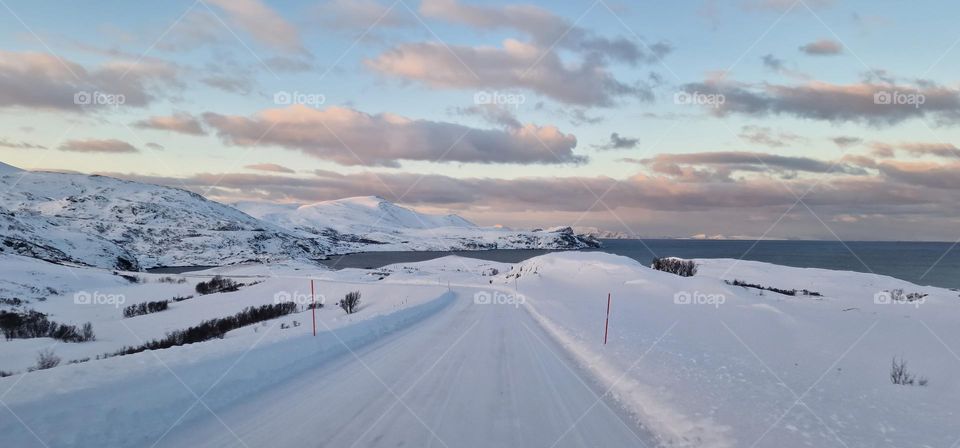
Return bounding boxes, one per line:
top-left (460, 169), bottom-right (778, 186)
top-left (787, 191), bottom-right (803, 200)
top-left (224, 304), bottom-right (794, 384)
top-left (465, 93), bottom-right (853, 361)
top-left (572, 226), bottom-right (634, 239)
top-left (0, 165), bottom-right (330, 269)
top-left (0, 164), bottom-right (597, 270)
top-left (236, 196), bottom-right (600, 254)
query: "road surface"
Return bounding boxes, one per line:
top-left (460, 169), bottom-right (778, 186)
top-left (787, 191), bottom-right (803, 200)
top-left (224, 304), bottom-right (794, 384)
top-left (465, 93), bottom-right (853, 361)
top-left (159, 288), bottom-right (654, 448)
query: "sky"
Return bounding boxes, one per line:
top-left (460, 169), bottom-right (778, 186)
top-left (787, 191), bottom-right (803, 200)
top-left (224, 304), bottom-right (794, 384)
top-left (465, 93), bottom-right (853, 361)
top-left (1, 0), bottom-right (959, 241)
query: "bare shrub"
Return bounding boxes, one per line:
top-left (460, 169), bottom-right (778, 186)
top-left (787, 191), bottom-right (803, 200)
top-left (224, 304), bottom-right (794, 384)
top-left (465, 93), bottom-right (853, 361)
top-left (890, 356), bottom-right (927, 386)
top-left (81, 322), bottom-right (95, 341)
top-left (339, 291), bottom-right (361, 314)
top-left (34, 348), bottom-right (60, 370)
top-left (651, 257), bottom-right (698, 277)
top-left (157, 276), bottom-right (187, 284)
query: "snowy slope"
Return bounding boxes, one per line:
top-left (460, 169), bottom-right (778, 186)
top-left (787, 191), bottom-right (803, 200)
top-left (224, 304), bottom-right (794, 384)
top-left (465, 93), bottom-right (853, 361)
top-left (236, 196), bottom-right (600, 253)
top-left (507, 253), bottom-right (960, 448)
top-left (0, 166), bottom-right (329, 269)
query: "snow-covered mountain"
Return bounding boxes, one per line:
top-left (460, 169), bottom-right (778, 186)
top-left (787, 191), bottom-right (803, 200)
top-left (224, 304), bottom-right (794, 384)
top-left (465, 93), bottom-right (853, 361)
top-left (236, 196), bottom-right (600, 254)
top-left (0, 164), bottom-right (597, 270)
top-left (572, 226), bottom-right (634, 239)
top-left (0, 164), bottom-right (329, 269)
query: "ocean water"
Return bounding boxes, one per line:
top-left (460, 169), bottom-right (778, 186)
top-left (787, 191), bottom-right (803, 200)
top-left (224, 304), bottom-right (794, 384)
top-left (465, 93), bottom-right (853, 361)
top-left (319, 239), bottom-right (960, 290)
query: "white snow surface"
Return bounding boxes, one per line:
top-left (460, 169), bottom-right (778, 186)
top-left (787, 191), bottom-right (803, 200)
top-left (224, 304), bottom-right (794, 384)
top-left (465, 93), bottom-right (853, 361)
top-left (1, 252), bottom-right (958, 447)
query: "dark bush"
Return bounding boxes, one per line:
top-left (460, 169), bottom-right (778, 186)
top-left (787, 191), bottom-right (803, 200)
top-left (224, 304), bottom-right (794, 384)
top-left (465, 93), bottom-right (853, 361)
top-left (171, 295), bottom-right (194, 302)
top-left (195, 276), bottom-right (241, 295)
top-left (0, 311), bottom-right (95, 342)
top-left (726, 279), bottom-right (822, 297)
top-left (112, 302), bottom-right (298, 356)
top-left (115, 257), bottom-right (137, 272)
top-left (651, 257), bottom-right (698, 277)
top-left (339, 291), bottom-right (361, 314)
top-left (123, 300), bottom-right (170, 318)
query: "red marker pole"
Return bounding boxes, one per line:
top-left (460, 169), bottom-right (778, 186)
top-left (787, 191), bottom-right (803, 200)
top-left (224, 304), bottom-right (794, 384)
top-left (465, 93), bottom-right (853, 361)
top-left (603, 293), bottom-right (611, 345)
top-left (310, 279), bottom-right (317, 337)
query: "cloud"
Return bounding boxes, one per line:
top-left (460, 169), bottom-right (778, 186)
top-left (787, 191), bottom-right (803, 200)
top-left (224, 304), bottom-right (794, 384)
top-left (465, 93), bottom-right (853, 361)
top-left (869, 141), bottom-right (960, 159)
top-left (640, 151), bottom-right (868, 180)
top-left (0, 51), bottom-right (178, 111)
top-left (0, 139), bottom-right (46, 150)
top-left (739, 125), bottom-right (807, 147)
top-left (451, 104), bottom-right (522, 129)
top-left (205, 0), bottom-right (306, 54)
top-left (99, 161), bottom-right (960, 240)
top-left (743, 0), bottom-right (834, 11)
top-left (595, 133), bottom-right (639, 150)
top-left (133, 112), bottom-right (206, 135)
top-left (367, 0), bottom-right (665, 107)
top-left (102, 164), bottom-right (936, 218)
top-left (799, 39), bottom-right (843, 56)
top-left (317, 0), bottom-right (414, 30)
top-left (245, 163), bottom-right (295, 173)
top-left (367, 40), bottom-right (651, 107)
top-left (761, 54), bottom-right (786, 71)
top-left (59, 139), bottom-right (138, 153)
top-left (200, 75), bottom-right (255, 94)
top-left (831, 136), bottom-right (862, 148)
top-left (879, 160), bottom-right (960, 190)
top-left (203, 105), bottom-right (583, 166)
top-left (681, 79), bottom-right (960, 125)
top-left (419, 0), bottom-right (669, 65)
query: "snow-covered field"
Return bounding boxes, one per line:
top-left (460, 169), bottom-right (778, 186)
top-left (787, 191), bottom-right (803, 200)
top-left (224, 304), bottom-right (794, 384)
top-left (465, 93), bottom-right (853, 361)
top-left (1, 252), bottom-right (958, 447)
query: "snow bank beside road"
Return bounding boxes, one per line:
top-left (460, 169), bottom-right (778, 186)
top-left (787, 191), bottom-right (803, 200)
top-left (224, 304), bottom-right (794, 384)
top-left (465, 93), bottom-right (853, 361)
top-left (1, 287), bottom-right (454, 447)
top-left (511, 252), bottom-right (960, 448)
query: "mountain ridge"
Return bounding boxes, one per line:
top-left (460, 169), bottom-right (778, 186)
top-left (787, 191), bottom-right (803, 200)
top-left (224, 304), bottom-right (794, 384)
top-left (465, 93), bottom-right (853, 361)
top-left (0, 163), bottom-right (599, 269)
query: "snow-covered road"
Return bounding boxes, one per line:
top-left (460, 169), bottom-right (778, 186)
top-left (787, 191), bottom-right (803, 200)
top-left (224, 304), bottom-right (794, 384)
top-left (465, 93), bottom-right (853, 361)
top-left (158, 289), bottom-right (652, 448)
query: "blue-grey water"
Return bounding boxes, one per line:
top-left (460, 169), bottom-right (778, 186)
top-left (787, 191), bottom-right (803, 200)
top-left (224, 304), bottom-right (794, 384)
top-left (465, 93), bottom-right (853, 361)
top-left (319, 239), bottom-right (960, 290)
